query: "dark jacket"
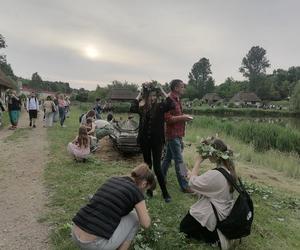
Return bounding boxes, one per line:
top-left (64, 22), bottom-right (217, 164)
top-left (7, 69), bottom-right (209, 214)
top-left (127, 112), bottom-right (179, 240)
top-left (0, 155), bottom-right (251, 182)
top-left (130, 97), bottom-right (175, 145)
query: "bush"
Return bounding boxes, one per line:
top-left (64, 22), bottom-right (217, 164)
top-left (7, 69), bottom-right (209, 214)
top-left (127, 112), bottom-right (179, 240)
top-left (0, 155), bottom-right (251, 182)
top-left (112, 102), bottom-right (131, 113)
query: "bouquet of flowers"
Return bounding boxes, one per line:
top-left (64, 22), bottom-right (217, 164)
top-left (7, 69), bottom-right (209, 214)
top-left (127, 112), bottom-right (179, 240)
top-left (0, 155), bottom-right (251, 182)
top-left (196, 137), bottom-right (233, 160)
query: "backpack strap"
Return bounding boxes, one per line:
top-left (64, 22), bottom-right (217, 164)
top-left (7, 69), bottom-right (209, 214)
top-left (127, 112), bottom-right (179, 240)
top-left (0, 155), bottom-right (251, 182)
top-left (210, 202), bottom-right (220, 223)
top-left (213, 168), bottom-right (243, 194)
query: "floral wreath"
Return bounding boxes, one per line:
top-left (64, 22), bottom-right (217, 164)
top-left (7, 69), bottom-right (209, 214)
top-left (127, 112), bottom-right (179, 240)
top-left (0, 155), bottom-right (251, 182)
top-left (196, 136), bottom-right (233, 160)
top-left (141, 81), bottom-right (161, 96)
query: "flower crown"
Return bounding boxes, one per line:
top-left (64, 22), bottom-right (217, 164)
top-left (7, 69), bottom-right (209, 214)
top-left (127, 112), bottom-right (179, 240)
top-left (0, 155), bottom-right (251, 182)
top-left (141, 82), bottom-right (161, 95)
top-left (196, 136), bottom-right (233, 160)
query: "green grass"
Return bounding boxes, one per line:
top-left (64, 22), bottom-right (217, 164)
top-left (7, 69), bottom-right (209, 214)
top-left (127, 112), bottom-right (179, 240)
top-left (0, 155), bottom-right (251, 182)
top-left (0, 111), bottom-right (9, 128)
top-left (185, 125), bottom-right (300, 179)
top-left (44, 107), bottom-right (300, 250)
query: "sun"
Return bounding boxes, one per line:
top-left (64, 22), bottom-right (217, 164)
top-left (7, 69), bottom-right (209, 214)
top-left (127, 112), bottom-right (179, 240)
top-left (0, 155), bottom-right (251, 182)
top-left (83, 45), bottom-right (99, 60)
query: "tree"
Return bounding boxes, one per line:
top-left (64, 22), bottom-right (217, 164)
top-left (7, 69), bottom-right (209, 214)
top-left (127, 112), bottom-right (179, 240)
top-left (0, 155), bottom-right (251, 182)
top-left (187, 57), bottom-right (215, 99)
top-left (216, 77), bottom-right (248, 99)
top-left (239, 46), bottom-right (270, 92)
top-left (0, 34), bottom-right (17, 81)
top-left (31, 72), bottom-right (43, 82)
top-left (0, 34), bottom-right (7, 63)
top-left (290, 81), bottom-right (300, 112)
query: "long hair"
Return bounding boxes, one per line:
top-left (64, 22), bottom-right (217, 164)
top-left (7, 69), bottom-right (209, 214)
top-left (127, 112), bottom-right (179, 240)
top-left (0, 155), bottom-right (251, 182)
top-left (77, 126), bottom-right (89, 148)
top-left (131, 163), bottom-right (156, 191)
top-left (211, 139), bottom-right (237, 192)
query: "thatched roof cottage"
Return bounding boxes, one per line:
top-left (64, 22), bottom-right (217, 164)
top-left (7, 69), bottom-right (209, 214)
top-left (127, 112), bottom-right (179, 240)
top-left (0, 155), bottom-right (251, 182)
top-left (202, 93), bottom-right (222, 104)
top-left (230, 91), bottom-right (261, 107)
top-left (108, 89), bottom-right (138, 101)
top-left (0, 68), bottom-right (16, 99)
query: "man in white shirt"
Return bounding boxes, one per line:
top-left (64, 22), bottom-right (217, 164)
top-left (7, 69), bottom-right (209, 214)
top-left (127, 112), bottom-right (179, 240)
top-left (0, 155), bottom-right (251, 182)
top-left (26, 92), bottom-right (39, 128)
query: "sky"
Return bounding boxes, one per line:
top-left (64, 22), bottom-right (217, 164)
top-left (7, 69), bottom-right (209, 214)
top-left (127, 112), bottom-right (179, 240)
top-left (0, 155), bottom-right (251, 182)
top-left (0, 0), bottom-right (299, 90)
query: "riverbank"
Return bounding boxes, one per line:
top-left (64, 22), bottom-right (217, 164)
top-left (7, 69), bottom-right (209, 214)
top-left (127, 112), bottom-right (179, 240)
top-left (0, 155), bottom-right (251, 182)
top-left (184, 107), bottom-right (300, 118)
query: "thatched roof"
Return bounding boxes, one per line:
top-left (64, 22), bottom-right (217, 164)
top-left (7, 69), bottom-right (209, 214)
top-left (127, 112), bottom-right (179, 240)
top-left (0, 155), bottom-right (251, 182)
top-left (230, 92), bottom-right (261, 102)
top-left (0, 68), bottom-right (15, 89)
top-left (109, 89), bottom-right (138, 101)
top-left (202, 93), bottom-right (222, 102)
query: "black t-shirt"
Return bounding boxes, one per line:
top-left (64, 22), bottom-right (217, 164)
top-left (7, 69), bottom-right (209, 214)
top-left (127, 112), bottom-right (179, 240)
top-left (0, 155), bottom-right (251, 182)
top-left (8, 96), bottom-right (21, 111)
top-left (73, 176), bottom-right (144, 239)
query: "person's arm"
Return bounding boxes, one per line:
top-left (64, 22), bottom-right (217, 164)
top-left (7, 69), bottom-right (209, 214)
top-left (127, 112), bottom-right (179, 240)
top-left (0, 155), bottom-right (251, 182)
top-left (87, 123), bottom-right (96, 135)
top-left (164, 112), bottom-right (193, 124)
top-left (135, 200), bottom-right (151, 229)
top-left (188, 155), bottom-right (204, 178)
top-left (26, 98), bottom-right (29, 111)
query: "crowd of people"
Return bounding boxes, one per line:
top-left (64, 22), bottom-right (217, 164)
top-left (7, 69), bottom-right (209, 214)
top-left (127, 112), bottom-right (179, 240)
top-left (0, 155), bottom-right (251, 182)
top-left (71, 79), bottom-right (247, 250)
top-left (0, 90), bottom-right (71, 130)
top-left (0, 80), bottom-right (251, 250)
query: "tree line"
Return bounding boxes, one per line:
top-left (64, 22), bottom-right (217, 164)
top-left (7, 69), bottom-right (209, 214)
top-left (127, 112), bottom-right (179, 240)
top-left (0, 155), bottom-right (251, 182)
top-left (1, 33), bottom-right (299, 110)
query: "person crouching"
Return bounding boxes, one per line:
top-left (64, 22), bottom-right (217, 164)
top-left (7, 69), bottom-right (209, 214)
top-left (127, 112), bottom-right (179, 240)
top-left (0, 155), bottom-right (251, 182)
top-left (71, 163), bottom-right (156, 250)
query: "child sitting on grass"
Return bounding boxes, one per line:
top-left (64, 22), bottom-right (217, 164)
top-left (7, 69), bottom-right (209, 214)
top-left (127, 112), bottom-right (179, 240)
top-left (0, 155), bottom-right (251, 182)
top-left (67, 126), bottom-right (90, 162)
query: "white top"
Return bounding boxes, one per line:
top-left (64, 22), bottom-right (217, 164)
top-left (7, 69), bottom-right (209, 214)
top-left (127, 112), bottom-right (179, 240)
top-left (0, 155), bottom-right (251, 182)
top-left (189, 167), bottom-right (234, 231)
top-left (94, 119), bottom-right (110, 129)
top-left (27, 97), bottom-right (39, 111)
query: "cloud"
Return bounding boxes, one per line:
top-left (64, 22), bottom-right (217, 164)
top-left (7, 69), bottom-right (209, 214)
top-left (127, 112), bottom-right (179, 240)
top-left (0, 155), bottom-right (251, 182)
top-left (1, 0), bottom-right (300, 89)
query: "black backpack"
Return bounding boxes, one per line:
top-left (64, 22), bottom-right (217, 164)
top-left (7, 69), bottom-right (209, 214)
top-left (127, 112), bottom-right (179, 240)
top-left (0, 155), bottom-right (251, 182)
top-left (211, 168), bottom-right (254, 240)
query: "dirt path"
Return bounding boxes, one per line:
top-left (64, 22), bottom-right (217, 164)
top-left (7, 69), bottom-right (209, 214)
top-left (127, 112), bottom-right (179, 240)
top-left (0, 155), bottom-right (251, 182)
top-left (0, 111), bottom-right (49, 249)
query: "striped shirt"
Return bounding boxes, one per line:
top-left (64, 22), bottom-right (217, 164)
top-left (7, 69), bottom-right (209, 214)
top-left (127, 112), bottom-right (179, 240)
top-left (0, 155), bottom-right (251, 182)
top-left (72, 176), bottom-right (144, 239)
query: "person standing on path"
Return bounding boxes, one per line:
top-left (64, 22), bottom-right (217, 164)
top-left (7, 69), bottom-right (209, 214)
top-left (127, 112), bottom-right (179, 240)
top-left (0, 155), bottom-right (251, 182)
top-left (26, 91), bottom-right (39, 128)
top-left (58, 94), bottom-right (66, 127)
top-left (43, 96), bottom-right (56, 127)
top-left (161, 79), bottom-right (194, 193)
top-left (130, 82), bottom-right (174, 202)
top-left (7, 90), bottom-right (22, 130)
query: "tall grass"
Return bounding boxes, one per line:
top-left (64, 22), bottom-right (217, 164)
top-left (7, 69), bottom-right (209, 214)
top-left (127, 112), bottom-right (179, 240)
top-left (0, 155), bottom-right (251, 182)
top-left (184, 107), bottom-right (299, 117)
top-left (190, 116), bottom-right (300, 155)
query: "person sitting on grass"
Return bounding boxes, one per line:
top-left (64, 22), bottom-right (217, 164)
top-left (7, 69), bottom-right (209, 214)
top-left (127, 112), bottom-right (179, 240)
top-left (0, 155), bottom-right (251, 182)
top-left (71, 163), bottom-right (156, 250)
top-left (67, 126), bottom-right (90, 162)
top-left (180, 138), bottom-right (236, 250)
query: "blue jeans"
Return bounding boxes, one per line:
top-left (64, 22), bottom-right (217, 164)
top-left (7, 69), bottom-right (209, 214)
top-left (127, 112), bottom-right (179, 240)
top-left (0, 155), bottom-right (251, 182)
top-left (58, 107), bottom-right (65, 126)
top-left (161, 137), bottom-right (189, 190)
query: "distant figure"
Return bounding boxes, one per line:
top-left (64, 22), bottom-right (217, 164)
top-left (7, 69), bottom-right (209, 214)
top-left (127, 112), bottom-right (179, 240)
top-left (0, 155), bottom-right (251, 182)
top-left (93, 98), bottom-right (102, 119)
top-left (67, 126), bottom-right (90, 161)
top-left (7, 90), bottom-right (22, 130)
top-left (26, 91), bottom-right (39, 128)
top-left (58, 94), bottom-right (66, 127)
top-left (43, 96), bottom-right (56, 127)
top-left (0, 97), bottom-right (5, 127)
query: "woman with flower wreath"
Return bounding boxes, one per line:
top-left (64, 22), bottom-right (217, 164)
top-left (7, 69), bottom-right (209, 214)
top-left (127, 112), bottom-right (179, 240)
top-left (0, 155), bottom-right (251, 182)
top-left (130, 82), bottom-right (174, 202)
top-left (180, 138), bottom-right (237, 250)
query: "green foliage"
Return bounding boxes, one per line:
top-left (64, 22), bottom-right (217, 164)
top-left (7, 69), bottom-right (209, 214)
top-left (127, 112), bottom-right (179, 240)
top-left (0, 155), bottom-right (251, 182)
top-left (239, 46), bottom-right (270, 80)
top-left (112, 102), bottom-right (131, 113)
top-left (190, 116), bottom-right (300, 155)
top-left (75, 88), bottom-right (89, 102)
top-left (216, 77), bottom-right (248, 99)
top-left (184, 107), bottom-right (298, 118)
top-left (290, 81), bottom-right (300, 112)
top-left (187, 57), bottom-right (215, 99)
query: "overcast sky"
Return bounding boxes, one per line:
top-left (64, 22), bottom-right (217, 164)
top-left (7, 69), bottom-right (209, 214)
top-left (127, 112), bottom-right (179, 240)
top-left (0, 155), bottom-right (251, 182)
top-left (0, 0), bottom-right (299, 90)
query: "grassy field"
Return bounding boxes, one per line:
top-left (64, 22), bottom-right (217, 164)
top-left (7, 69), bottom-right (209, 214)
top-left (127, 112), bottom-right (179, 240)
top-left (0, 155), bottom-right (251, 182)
top-left (43, 107), bottom-right (300, 250)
